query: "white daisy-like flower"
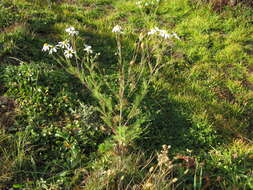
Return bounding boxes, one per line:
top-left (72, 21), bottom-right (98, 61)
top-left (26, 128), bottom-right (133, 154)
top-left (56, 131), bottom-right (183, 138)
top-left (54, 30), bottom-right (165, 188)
top-left (42, 43), bottom-right (57, 54)
top-left (112, 25), bottom-right (123, 33)
top-left (42, 43), bottom-right (50, 52)
top-left (64, 46), bottom-right (76, 58)
top-left (57, 40), bottom-right (70, 49)
top-left (49, 46), bottom-right (57, 55)
top-left (84, 44), bottom-right (93, 54)
top-left (65, 27), bottom-right (79, 36)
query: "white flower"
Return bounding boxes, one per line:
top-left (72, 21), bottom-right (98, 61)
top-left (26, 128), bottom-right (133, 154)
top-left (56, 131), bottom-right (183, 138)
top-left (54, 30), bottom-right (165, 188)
top-left (42, 43), bottom-right (57, 54)
top-left (64, 46), bottom-right (76, 58)
top-left (112, 25), bottom-right (123, 33)
top-left (148, 27), bottom-right (178, 40)
top-left (57, 40), bottom-right (70, 49)
top-left (49, 46), bottom-right (57, 55)
top-left (159, 30), bottom-right (172, 39)
top-left (84, 44), bottom-right (93, 54)
top-left (172, 32), bottom-right (180, 40)
top-left (65, 27), bottom-right (79, 36)
top-left (42, 43), bottom-right (50, 52)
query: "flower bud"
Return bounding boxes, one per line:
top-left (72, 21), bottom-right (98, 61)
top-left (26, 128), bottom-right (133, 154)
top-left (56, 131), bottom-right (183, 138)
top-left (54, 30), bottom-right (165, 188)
top-left (141, 42), bottom-right (145, 49)
top-left (139, 32), bottom-right (145, 41)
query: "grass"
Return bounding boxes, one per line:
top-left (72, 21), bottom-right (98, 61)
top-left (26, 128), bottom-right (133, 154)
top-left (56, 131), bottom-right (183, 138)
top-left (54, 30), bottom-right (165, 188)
top-left (0, 0), bottom-right (253, 189)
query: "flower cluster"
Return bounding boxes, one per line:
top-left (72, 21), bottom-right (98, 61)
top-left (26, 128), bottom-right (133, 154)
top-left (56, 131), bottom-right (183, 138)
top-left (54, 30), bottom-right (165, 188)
top-left (42, 40), bottom-right (76, 59)
top-left (157, 145), bottom-right (171, 166)
top-left (65, 26), bottom-right (79, 36)
top-left (111, 25), bottom-right (180, 41)
top-left (42, 27), bottom-right (95, 59)
top-left (136, 0), bottom-right (160, 8)
top-left (148, 27), bottom-right (180, 40)
top-left (43, 25), bottom-right (179, 59)
top-left (112, 25), bottom-right (123, 34)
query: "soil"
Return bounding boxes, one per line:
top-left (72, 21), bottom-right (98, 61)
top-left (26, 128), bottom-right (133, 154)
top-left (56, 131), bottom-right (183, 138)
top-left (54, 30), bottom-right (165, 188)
top-left (0, 96), bottom-right (16, 130)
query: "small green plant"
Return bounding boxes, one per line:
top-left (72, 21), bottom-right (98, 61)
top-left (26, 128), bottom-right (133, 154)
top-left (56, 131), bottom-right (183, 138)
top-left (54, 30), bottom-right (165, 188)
top-left (2, 62), bottom-right (104, 187)
top-left (205, 139), bottom-right (253, 189)
top-left (0, 2), bottom-right (21, 28)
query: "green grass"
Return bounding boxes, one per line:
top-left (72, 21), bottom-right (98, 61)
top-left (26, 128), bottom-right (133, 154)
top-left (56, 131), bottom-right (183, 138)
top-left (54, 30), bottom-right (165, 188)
top-left (0, 0), bottom-right (253, 189)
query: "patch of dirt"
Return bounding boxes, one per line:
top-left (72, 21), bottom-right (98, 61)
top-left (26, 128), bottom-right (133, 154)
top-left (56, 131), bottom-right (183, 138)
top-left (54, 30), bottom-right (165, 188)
top-left (0, 84), bottom-right (4, 95)
top-left (0, 22), bottom-right (25, 33)
top-left (204, 0), bottom-right (253, 11)
top-left (0, 83), bottom-right (7, 95)
top-left (213, 86), bottom-right (235, 102)
top-left (0, 96), bottom-right (16, 130)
